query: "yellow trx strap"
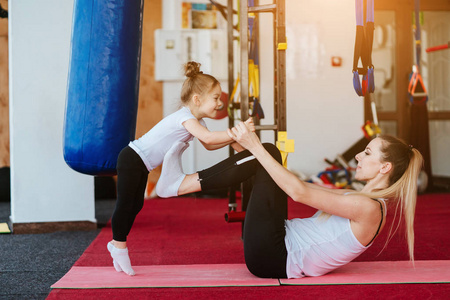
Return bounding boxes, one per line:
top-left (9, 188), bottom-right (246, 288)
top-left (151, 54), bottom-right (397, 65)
top-left (276, 131), bottom-right (295, 167)
top-left (248, 59), bottom-right (259, 98)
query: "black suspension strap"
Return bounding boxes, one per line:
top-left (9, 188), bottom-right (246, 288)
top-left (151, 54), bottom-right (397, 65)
top-left (352, 0), bottom-right (375, 97)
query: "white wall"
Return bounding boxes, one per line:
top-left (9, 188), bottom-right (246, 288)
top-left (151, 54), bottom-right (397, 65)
top-left (281, 0), bottom-right (364, 175)
top-left (9, 0), bottom-right (96, 224)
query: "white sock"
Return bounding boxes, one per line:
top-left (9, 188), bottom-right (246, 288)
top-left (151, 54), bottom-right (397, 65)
top-left (107, 242), bottom-right (135, 276)
top-left (156, 142), bottom-right (189, 198)
top-left (113, 259), bottom-right (123, 272)
top-left (107, 242), bottom-right (124, 273)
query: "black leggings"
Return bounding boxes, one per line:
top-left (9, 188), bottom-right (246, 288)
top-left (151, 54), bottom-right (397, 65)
top-left (199, 143), bottom-right (288, 278)
top-left (111, 146), bottom-right (149, 242)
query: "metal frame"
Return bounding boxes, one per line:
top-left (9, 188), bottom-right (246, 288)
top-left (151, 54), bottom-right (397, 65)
top-left (238, 1), bottom-right (286, 132)
top-left (226, 0), bottom-right (287, 219)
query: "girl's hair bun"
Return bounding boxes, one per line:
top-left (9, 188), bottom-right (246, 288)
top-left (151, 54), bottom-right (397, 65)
top-left (184, 61), bottom-right (203, 78)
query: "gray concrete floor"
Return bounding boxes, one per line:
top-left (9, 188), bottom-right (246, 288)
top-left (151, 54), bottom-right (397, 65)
top-left (0, 199), bottom-right (116, 300)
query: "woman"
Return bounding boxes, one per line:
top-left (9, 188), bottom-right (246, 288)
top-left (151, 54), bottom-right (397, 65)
top-left (157, 121), bottom-right (423, 278)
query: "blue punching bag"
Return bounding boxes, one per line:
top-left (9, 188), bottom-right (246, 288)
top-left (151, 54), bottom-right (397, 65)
top-left (64, 0), bottom-right (144, 176)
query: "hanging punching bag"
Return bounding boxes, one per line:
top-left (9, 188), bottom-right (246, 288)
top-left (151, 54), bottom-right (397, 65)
top-left (64, 0), bottom-right (144, 176)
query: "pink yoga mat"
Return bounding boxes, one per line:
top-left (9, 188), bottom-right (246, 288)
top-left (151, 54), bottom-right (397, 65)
top-left (51, 264), bottom-right (279, 289)
top-left (280, 260), bottom-right (450, 285)
top-left (51, 261), bottom-right (450, 289)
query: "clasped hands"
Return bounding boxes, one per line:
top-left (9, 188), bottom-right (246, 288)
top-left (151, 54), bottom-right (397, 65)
top-left (228, 118), bottom-right (262, 152)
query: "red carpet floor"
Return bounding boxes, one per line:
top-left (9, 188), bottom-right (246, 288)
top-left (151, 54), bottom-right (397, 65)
top-left (48, 193), bottom-right (450, 299)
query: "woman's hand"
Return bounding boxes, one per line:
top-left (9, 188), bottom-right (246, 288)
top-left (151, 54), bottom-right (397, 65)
top-left (227, 121), bottom-right (262, 153)
top-left (244, 117), bottom-right (256, 132)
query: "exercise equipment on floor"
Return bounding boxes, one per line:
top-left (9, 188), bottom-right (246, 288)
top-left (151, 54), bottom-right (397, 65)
top-left (63, 0), bottom-right (144, 176)
top-left (321, 120), bottom-right (380, 190)
top-left (352, 0), bottom-right (375, 97)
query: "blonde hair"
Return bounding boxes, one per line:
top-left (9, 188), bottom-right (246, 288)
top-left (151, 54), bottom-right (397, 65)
top-left (321, 135), bottom-right (424, 262)
top-left (180, 61), bottom-right (220, 104)
top-left (362, 135), bottom-right (423, 262)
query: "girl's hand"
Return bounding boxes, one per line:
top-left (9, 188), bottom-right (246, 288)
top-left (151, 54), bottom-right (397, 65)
top-left (227, 121), bottom-right (262, 153)
top-left (230, 142), bottom-right (246, 152)
top-left (244, 117), bottom-right (256, 132)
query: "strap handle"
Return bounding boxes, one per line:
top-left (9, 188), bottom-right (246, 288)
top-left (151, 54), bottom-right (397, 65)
top-left (352, 0), bottom-right (375, 97)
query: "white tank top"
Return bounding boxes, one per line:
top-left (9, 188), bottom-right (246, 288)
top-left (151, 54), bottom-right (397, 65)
top-left (129, 106), bottom-right (206, 171)
top-left (284, 199), bottom-right (386, 278)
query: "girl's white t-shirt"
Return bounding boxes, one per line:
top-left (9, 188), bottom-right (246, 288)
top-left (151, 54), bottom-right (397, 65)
top-left (129, 106), bottom-right (206, 171)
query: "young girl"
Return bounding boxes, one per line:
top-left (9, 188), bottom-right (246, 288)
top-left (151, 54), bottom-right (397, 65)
top-left (107, 61), bottom-right (254, 275)
top-left (162, 121), bottom-right (423, 279)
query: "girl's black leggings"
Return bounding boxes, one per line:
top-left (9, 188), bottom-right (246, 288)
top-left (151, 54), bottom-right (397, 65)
top-left (199, 143), bottom-right (288, 278)
top-left (111, 146), bottom-right (149, 242)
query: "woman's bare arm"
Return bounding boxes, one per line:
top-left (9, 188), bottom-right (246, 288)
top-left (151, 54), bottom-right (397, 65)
top-left (227, 122), bottom-right (373, 222)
